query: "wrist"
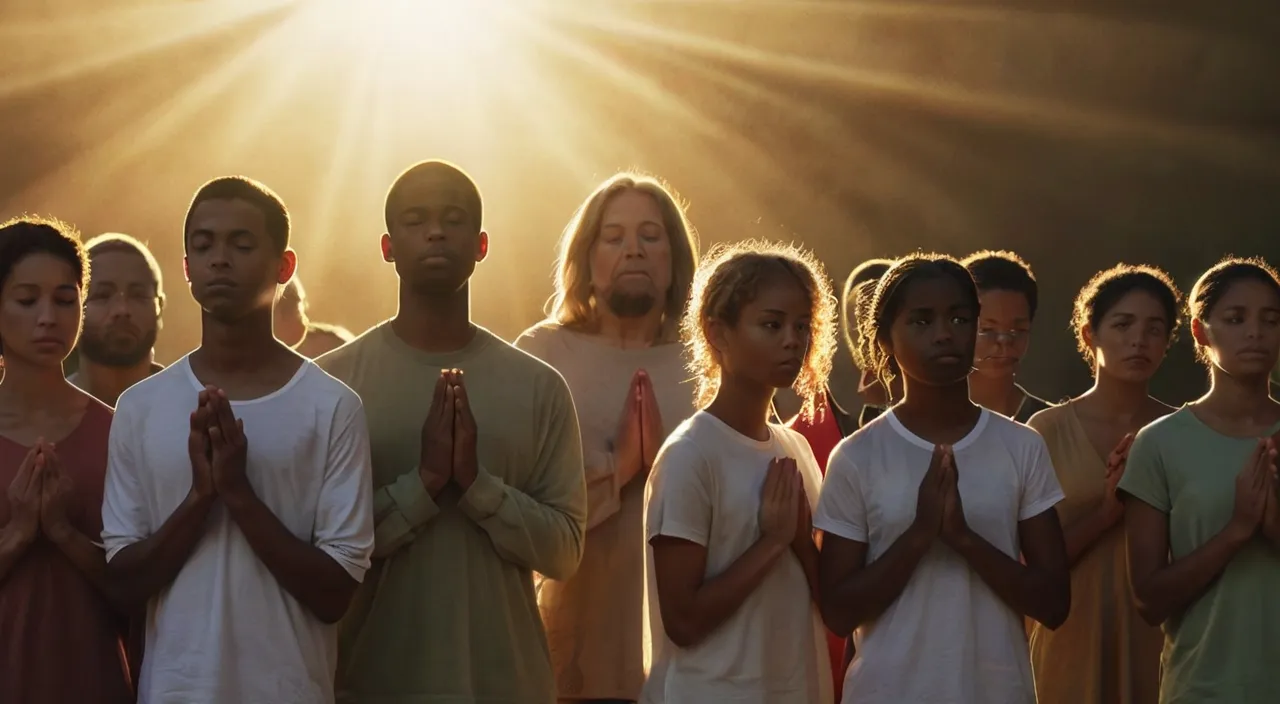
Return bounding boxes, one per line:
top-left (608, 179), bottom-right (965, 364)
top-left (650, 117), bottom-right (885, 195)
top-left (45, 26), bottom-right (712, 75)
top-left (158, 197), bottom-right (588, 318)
top-left (45, 520), bottom-right (77, 547)
top-left (943, 525), bottom-right (977, 552)
top-left (219, 484), bottom-right (259, 514)
top-left (453, 465), bottom-right (478, 492)
top-left (0, 523), bottom-right (37, 551)
top-left (1224, 518), bottom-right (1257, 546)
top-left (756, 534), bottom-right (791, 557)
top-left (418, 466), bottom-right (449, 497)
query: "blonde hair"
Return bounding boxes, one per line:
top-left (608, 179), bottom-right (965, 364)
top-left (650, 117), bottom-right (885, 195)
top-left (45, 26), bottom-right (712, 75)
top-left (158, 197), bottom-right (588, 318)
top-left (545, 172), bottom-right (699, 343)
top-left (683, 239), bottom-right (839, 422)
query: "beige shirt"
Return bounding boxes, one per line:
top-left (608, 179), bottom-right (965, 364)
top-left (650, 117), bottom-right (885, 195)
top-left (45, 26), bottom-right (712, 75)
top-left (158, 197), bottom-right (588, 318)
top-left (1027, 404), bottom-right (1162, 704)
top-left (516, 323), bottom-right (696, 701)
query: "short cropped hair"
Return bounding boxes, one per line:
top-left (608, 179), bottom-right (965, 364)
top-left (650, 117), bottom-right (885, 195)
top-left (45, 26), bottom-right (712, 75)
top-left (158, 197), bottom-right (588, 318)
top-left (184, 176), bottom-right (290, 253)
top-left (84, 232), bottom-right (165, 304)
top-left (962, 250), bottom-right (1038, 320)
top-left (384, 160), bottom-right (483, 233)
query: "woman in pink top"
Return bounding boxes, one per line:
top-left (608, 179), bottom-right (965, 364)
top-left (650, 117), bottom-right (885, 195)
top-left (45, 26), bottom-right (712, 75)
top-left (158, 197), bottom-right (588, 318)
top-left (0, 217), bottom-right (134, 703)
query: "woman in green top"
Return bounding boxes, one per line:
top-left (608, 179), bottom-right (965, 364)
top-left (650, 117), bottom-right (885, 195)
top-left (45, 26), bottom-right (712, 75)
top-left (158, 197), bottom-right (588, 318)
top-left (1119, 256), bottom-right (1280, 704)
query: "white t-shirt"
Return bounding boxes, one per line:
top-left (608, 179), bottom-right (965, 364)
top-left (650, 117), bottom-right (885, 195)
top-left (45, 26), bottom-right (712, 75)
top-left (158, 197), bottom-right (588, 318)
top-left (101, 357), bottom-right (375, 704)
top-left (813, 408), bottom-right (1063, 704)
top-left (642, 411), bottom-right (834, 704)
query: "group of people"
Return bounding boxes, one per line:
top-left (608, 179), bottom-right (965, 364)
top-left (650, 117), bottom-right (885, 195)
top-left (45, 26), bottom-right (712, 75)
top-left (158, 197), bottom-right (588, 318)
top-left (0, 159), bottom-right (1277, 704)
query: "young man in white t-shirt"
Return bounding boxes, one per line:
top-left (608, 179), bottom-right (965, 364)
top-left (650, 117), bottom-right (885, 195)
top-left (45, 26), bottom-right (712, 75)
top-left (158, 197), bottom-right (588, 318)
top-left (100, 176), bottom-right (375, 703)
top-left (815, 255), bottom-right (1068, 704)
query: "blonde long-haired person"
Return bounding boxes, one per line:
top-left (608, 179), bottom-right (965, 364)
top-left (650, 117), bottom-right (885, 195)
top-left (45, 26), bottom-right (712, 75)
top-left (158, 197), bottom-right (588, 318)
top-left (642, 240), bottom-right (837, 704)
top-left (516, 172), bottom-right (700, 703)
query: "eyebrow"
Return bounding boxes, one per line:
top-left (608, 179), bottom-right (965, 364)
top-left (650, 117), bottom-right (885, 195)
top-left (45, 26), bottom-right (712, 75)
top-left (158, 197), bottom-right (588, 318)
top-left (189, 228), bottom-right (256, 238)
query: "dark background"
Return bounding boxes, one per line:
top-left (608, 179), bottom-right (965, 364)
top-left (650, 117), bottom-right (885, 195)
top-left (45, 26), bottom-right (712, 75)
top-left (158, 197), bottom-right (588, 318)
top-left (2, 0), bottom-right (1277, 408)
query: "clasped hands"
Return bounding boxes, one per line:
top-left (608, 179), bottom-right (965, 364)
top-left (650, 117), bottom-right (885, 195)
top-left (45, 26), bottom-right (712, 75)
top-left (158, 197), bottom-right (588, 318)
top-left (187, 386), bottom-right (251, 506)
top-left (5, 438), bottom-right (76, 545)
top-left (417, 369), bottom-right (479, 497)
top-left (912, 444), bottom-right (972, 548)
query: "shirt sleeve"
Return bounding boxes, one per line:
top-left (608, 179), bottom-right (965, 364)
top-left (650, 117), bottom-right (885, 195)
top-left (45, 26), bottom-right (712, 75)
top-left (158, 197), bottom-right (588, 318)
top-left (369, 468), bottom-right (442, 558)
top-left (1116, 426), bottom-right (1170, 513)
top-left (645, 438), bottom-right (714, 547)
top-left (456, 371), bottom-right (587, 582)
top-left (315, 393), bottom-right (376, 581)
top-left (1019, 432), bottom-right (1066, 521)
top-left (101, 397), bottom-right (152, 562)
top-left (813, 446), bottom-right (868, 542)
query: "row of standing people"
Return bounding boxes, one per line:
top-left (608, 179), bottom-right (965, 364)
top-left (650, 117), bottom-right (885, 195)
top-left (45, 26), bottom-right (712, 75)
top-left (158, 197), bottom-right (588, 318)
top-left (1, 160), bottom-right (1278, 704)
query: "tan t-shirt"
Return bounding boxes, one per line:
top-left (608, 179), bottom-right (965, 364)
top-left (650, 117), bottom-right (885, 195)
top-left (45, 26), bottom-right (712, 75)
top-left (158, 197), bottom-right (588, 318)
top-left (516, 323), bottom-right (696, 701)
top-left (1027, 403), bottom-right (1162, 704)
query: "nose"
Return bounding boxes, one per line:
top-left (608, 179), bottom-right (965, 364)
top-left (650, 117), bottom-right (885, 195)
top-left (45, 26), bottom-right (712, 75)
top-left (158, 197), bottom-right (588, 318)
top-left (425, 215), bottom-right (447, 241)
top-left (782, 324), bottom-right (805, 352)
top-left (35, 298), bottom-right (60, 328)
top-left (107, 291), bottom-right (133, 319)
top-left (623, 232), bottom-right (644, 258)
top-left (935, 320), bottom-right (957, 345)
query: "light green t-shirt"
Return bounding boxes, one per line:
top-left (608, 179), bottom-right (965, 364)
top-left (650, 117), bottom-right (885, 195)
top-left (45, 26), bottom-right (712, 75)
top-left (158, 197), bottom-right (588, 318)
top-left (1118, 407), bottom-right (1280, 704)
top-left (318, 322), bottom-right (588, 704)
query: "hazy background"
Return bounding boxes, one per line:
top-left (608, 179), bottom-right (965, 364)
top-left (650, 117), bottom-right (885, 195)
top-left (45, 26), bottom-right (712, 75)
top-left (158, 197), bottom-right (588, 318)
top-left (3, 0), bottom-right (1277, 409)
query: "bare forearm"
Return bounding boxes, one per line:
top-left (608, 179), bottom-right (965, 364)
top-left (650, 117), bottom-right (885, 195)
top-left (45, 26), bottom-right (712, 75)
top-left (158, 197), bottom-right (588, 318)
top-left (49, 528), bottom-right (115, 604)
top-left (952, 529), bottom-right (1069, 628)
top-left (1064, 505), bottom-right (1121, 566)
top-left (669, 538), bottom-right (787, 647)
top-left (107, 492), bottom-right (214, 608)
top-left (1133, 527), bottom-right (1249, 625)
top-left (226, 493), bottom-right (356, 624)
top-left (794, 537), bottom-right (821, 606)
top-left (821, 527), bottom-right (931, 636)
top-left (0, 527), bottom-right (35, 586)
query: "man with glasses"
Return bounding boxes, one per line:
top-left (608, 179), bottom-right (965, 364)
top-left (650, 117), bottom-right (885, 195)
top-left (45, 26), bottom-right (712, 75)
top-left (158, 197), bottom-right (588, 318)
top-left (962, 250), bottom-right (1053, 424)
top-left (69, 233), bottom-right (166, 407)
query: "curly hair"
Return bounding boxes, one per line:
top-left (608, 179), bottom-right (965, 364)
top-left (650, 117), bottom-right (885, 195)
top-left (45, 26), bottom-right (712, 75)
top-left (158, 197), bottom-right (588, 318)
top-left (682, 239), bottom-right (838, 422)
top-left (1070, 263), bottom-right (1182, 368)
top-left (0, 215), bottom-right (89, 355)
top-left (840, 258), bottom-right (893, 356)
top-left (1188, 256), bottom-right (1280, 364)
top-left (858, 253), bottom-right (979, 391)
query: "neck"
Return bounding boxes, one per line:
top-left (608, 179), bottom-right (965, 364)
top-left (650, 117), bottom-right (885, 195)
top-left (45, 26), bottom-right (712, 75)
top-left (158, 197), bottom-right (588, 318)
top-left (393, 283), bottom-right (475, 353)
top-left (595, 307), bottom-right (664, 348)
top-left (0, 357), bottom-right (76, 410)
top-left (1199, 367), bottom-right (1276, 421)
top-left (967, 371), bottom-right (1022, 417)
top-left (1079, 369), bottom-right (1150, 419)
top-left (899, 377), bottom-right (977, 424)
top-left (193, 308), bottom-right (285, 373)
top-left (76, 353), bottom-right (156, 407)
top-left (705, 373), bottom-right (776, 442)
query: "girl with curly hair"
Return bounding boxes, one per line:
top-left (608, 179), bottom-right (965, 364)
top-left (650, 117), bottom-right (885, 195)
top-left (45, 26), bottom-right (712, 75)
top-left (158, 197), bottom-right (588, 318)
top-left (642, 239), bottom-right (838, 703)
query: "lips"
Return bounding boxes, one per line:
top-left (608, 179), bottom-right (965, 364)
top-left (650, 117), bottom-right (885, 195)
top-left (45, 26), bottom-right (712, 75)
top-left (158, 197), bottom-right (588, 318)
top-left (205, 278), bottom-right (236, 289)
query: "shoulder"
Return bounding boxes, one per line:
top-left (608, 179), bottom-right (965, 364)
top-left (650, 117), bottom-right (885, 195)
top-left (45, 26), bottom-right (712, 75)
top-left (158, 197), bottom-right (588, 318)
top-left (983, 409), bottom-right (1046, 447)
top-left (1131, 407), bottom-right (1189, 450)
top-left (483, 328), bottom-right (572, 389)
top-left (114, 360), bottom-right (189, 412)
top-left (651, 417), bottom-right (713, 479)
top-left (315, 324), bottom-right (381, 377)
top-left (299, 361), bottom-right (363, 408)
top-left (1026, 402), bottom-right (1070, 435)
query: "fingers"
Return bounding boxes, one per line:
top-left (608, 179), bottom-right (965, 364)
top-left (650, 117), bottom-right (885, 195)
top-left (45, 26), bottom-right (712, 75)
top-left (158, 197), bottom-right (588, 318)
top-left (431, 371), bottom-right (448, 418)
top-left (212, 390), bottom-right (240, 444)
top-left (763, 458), bottom-right (783, 499)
